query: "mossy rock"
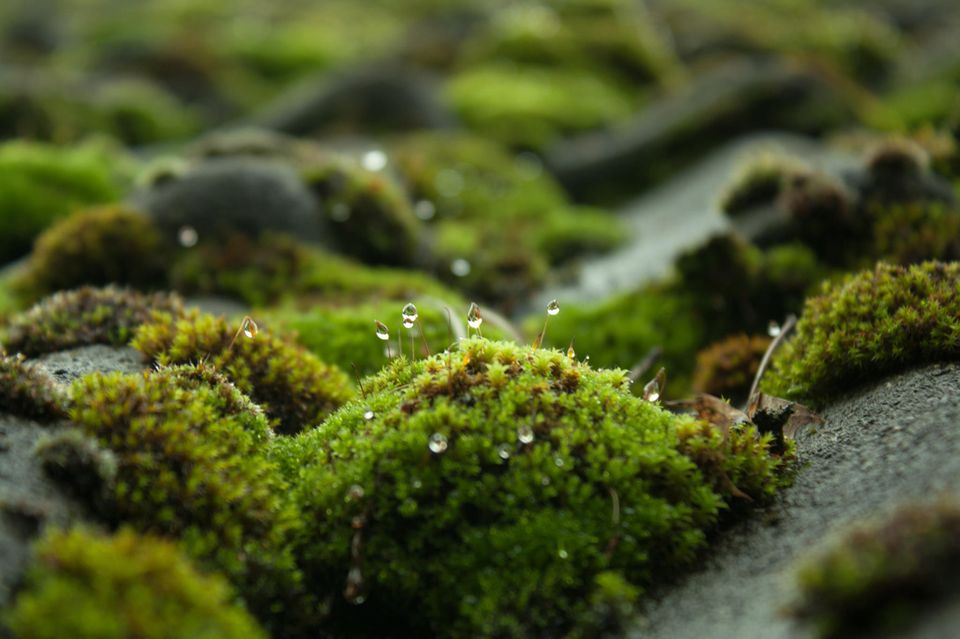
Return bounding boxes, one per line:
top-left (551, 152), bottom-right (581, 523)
top-left (762, 261), bottom-right (960, 406)
top-left (719, 151), bottom-right (809, 216)
top-left (0, 140), bottom-right (127, 262)
top-left (692, 334), bottom-right (771, 405)
top-left (272, 338), bottom-right (789, 637)
top-left (0, 351), bottom-right (67, 421)
top-left (2, 287), bottom-right (184, 358)
top-left (304, 157), bottom-right (422, 266)
top-left (132, 310), bottom-right (354, 434)
top-left (6, 527), bottom-right (267, 639)
top-left (870, 200), bottom-right (960, 266)
top-left (792, 500), bottom-right (960, 639)
top-left (14, 206), bottom-right (168, 302)
top-left (68, 366), bottom-right (307, 631)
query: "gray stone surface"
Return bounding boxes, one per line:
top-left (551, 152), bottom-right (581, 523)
top-left (630, 362), bottom-right (960, 639)
top-left (33, 345), bottom-right (144, 384)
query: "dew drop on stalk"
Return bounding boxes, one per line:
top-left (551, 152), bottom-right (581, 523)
top-left (241, 317), bottom-right (258, 339)
top-left (567, 343), bottom-right (576, 359)
top-left (374, 320), bottom-right (390, 341)
top-left (643, 379), bottom-right (660, 402)
top-left (546, 299), bottom-right (560, 316)
top-left (767, 320), bottom-right (782, 337)
top-left (177, 225), bottom-right (198, 247)
top-left (363, 409), bottom-right (375, 421)
top-left (467, 303), bottom-right (483, 329)
top-left (402, 303), bottom-right (418, 329)
top-left (517, 425), bottom-right (534, 444)
top-left (498, 444), bottom-right (511, 461)
top-left (429, 432), bottom-right (448, 454)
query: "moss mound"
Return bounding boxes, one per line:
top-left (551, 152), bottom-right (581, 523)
top-left (0, 140), bottom-right (127, 262)
top-left (6, 527), bottom-right (267, 639)
top-left (2, 287), bottom-right (184, 357)
top-left (15, 206), bottom-right (168, 301)
top-left (762, 261), bottom-right (960, 405)
top-left (0, 352), bottom-right (67, 421)
top-left (692, 334), bottom-right (771, 404)
top-left (272, 338), bottom-right (788, 637)
top-left (133, 311), bottom-right (354, 434)
top-left (720, 152), bottom-right (809, 216)
top-left (68, 366), bottom-right (304, 629)
top-left (792, 500), bottom-right (960, 639)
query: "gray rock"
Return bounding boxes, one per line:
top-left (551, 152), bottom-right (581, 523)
top-left (33, 345), bottom-right (144, 385)
top-left (630, 362), bottom-right (960, 639)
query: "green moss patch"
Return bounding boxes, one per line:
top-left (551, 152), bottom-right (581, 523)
top-left (6, 527), bottom-right (267, 639)
top-left (271, 338), bottom-right (788, 637)
top-left (762, 261), bottom-right (960, 405)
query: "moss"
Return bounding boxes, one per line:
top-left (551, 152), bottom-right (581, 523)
top-left (6, 527), bottom-right (267, 639)
top-left (271, 338), bottom-right (787, 637)
top-left (0, 140), bottom-right (127, 262)
top-left (762, 261), bottom-right (960, 405)
top-left (719, 152), bottom-right (809, 216)
top-left (692, 334), bottom-right (771, 404)
top-left (791, 500), bottom-right (960, 639)
top-left (0, 352), bottom-right (67, 421)
top-left (68, 366), bottom-right (306, 630)
top-left (870, 201), bottom-right (960, 265)
top-left (33, 428), bottom-right (117, 511)
top-left (132, 310), bottom-right (354, 434)
top-left (2, 287), bottom-right (184, 357)
top-left (169, 232), bottom-right (456, 308)
top-left (446, 63), bottom-right (636, 150)
top-left (778, 171), bottom-right (862, 265)
top-left (304, 158), bottom-right (422, 266)
top-left (14, 206), bottom-right (169, 302)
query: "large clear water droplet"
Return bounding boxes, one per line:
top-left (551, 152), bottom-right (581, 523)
top-left (767, 320), bottom-right (782, 337)
top-left (518, 425), bottom-right (534, 444)
top-left (643, 379), bottom-right (660, 402)
top-left (374, 320), bottom-right (390, 341)
top-left (178, 225), bottom-right (198, 248)
top-left (467, 303), bottom-right (483, 329)
top-left (429, 432), bottom-right (448, 454)
top-left (546, 299), bottom-right (560, 316)
top-left (361, 149), bottom-right (387, 172)
top-left (497, 444), bottom-right (512, 461)
top-left (567, 343), bottom-right (576, 359)
top-left (241, 317), bottom-right (258, 339)
top-left (451, 258), bottom-right (471, 277)
top-left (402, 303), bottom-right (418, 329)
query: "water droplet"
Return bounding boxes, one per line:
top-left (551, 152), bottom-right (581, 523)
top-left (241, 317), bottom-right (258, 339)
top-left (541, 476), bottom-right (551, 486)
top-left (451, 258), bottom-right (472, 277)
top-left (330, 202), bottom-right (351, 221)
top-left (546, 299), bottom-right (560, 316)
top-left (414, 200), bottom-right (436, 220)
top-left (558, 548), bottom-right (569, 559)
top-left (177, 225), bottom-right (198, 247)
top-left (554, 455), bottom-right (565, 468)
top-left (344, 566), bottom-right (366, 604)
top-left (517, 425), bottom-right (534, 444)
top-left (412, 478), bottom-right (423, 489)
top-left (361, 149), bottom-right (387, 172)
top-left (767, 320), bottom-right (781, 337)
top-left (363, 409), bottom-right (375, 421)
top-left (467, 303), bottom-right (483, 329)
top-left (435, 169), bottom-right (464, 197)
top-left (374, 320), bottom-right (390, 341)
top-left (346, 484), bottom-right (365, 500)
top-left (429, 432), bottom-right (448, 454)
top-left (402, 303), bottom-right (418, 329)
top-left (567, 344), bottom-right (576, 359)
top-left (497, 444), bottom-right (511, 461)
top-left (643, 379), bottom-right (660, 402)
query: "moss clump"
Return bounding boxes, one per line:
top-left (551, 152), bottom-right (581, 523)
top-left (791, 500), bottom-right (960, 639)
top-left (6, 527), bottom-right (267, 639)
top-left (692, 334), bottom-right (771, 405)
top-left (778, 171), bottom-right (862, 264)
top-left (2, 287), bottom-right (184, 357)
top-left (68, 366), bottom-right (304, 629)
top-left (273, 338), bottom-right (788, 637)
top-left (762, 261), bottom-right (960, 405)
top-left (719, 152), bottom-right (809, 216)
top-left (14, 206), bottom-right (168, 301)
top-left (0, 352), bottom-right (67, 421)
top-left (870, 201), bottom-right (960, 265)
top-left (133, 311), bottom-right (354, 434)
top-left (0, 140), bottom-right (127, 262)
top-left (304, 158), bottom-right (422, 266)
top-left (33, 429), bottom-right (117, 511)
top-left (169, 232), bottom-right (456, 308)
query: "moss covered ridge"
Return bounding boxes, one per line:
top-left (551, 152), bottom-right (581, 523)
top-left (272, 337), bottom-right (789, 637)
top-left (762, 261), bottom-right (960, 405)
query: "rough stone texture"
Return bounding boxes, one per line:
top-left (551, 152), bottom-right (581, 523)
top-left (630, 362), bottom-right (960, 639)
top-left (33, 345), bottom-right (144, 384)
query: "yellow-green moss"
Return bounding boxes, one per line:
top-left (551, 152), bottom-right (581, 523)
top-left (792, 500), bottom-right (960, 639)
top-left (132, 311), bottom-right (354, 434)
top-left (14, 206), bottom-right (168, 302)
top-left (2, 287), bottom-right (184, 357)
top-left (762, 261), bottom-right (960, 405)
top-left (271, 338), bottom-right (788, 637)
top-left (0, 352), bottom-right (67, 421)
top-left (6, 527), bottom-right (267, 639)
top-left (0, 140), bottom-right (127, 262)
